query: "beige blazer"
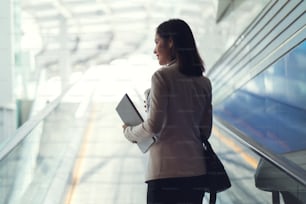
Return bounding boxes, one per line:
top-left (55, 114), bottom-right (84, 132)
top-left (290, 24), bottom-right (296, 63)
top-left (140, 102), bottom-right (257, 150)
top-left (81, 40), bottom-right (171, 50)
top-left (124, 61), bottom-right (212, 181)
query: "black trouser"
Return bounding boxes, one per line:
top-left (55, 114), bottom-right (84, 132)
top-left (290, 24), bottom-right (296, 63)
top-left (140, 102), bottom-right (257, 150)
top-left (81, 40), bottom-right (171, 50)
top-left (147, 175), bottom-right (206, 204)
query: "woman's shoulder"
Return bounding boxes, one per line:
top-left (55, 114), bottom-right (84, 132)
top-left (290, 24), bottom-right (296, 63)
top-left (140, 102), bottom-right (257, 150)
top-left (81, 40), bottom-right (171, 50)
top-left (154, 63), bottom-right (178, 76)
top-left (151, 67), bottom-right (176, 87)
top-left (197, 75), bottom-right (212, 91)
top-left (151, 68), bottom-right (168, 84)
top-left (202, 75), bottom-right (211, 84)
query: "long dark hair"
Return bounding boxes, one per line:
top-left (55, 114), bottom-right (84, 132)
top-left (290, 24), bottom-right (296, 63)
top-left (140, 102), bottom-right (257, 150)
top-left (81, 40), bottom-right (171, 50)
top-left (156, 19), bottom-right (205, 76)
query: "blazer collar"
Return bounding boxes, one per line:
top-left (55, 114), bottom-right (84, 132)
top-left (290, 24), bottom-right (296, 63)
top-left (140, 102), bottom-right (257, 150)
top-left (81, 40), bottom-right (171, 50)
top-left (166, 59), bottom-right (177, 67)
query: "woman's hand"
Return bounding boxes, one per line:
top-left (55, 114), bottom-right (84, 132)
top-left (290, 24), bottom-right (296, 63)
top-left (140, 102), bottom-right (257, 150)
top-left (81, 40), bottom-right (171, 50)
top-left (122, 124), bottom-right (137, 143)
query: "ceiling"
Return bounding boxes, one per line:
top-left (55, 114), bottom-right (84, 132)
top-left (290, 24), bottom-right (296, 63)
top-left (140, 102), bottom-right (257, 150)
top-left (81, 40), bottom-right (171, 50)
top-left (19, 0), bottom-right (269, 76)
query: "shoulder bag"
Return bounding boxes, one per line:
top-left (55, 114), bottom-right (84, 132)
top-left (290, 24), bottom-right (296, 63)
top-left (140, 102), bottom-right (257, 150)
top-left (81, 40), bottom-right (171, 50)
top-left (203, 139), bottom-right (231, 204)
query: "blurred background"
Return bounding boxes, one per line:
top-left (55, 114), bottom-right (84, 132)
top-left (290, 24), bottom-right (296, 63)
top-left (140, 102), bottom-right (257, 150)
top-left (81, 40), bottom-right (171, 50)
top-left (1, 0), bottom-right (305, 204)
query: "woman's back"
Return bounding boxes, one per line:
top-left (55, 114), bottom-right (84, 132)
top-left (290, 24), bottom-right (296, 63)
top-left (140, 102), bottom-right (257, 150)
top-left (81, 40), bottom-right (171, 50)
top-left (146, 62), bottom-right (212, 181)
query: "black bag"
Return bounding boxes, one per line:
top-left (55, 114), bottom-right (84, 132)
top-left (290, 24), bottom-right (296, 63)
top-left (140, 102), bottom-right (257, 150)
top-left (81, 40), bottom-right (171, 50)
top-left (203, 140), bottom-right (231, 204)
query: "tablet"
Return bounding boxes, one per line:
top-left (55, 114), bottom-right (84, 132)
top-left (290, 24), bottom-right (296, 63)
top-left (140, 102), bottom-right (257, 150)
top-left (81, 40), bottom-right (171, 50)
top-left (116, 93), bottom-right (155, 153)
top-left (116, 93), bottom-right (144, 126)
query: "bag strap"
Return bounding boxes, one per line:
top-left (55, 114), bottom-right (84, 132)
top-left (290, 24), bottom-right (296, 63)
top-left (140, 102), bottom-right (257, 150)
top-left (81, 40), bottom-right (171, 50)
top-left (203, 139), bottom-right (217, 204)
top-left (209, 192), bottom-right (216, 204)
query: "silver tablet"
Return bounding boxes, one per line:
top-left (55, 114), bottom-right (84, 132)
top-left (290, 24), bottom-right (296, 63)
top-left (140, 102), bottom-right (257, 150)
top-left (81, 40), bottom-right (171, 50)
top-left (116, 93), bottom-right (143, 126)
top-left (116, 93), bottom-right (155, 153)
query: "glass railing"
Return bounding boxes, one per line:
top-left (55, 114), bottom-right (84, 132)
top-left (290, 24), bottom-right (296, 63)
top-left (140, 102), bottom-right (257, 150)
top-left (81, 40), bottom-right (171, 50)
top-left (0, 77), bottom-right (90, 204)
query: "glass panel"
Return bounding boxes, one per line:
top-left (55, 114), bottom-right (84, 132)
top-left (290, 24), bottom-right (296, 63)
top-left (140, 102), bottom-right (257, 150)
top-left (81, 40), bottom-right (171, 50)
top-left (0, 101), bottom-right (87, 204)
top-left (214, 41), bottom-right (306, 201)
top-left (214, 41), bottom-right (306, 154)
top-left (214, 41), bottom-right (306, 203)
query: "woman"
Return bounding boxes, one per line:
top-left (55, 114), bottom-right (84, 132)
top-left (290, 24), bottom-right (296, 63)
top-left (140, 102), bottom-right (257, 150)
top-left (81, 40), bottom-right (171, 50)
top-left (123, 19), bottom-right (212, 204)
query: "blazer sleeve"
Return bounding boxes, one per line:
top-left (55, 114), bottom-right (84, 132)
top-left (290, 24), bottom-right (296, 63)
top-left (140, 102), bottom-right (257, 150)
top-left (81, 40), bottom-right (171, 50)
top-left (124, 70), bottom-right (168, 142)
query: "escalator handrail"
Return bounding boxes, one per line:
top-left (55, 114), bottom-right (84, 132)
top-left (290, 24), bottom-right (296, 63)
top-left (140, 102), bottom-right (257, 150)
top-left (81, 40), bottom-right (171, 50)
top-left (214, 116), bottom-right (306, 187)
